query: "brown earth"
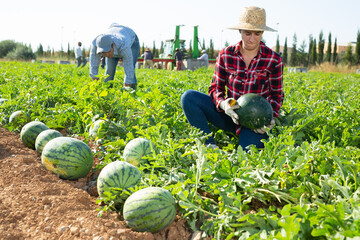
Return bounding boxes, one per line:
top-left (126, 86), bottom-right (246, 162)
top-left (0, 127), bottom-right (196, 240)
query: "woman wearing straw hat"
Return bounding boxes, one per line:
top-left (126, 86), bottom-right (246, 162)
top-left (181, 6), bottom-right (284, 150)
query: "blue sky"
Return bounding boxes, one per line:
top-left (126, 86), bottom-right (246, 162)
top-left (1, 0), bottom-right (359, 52)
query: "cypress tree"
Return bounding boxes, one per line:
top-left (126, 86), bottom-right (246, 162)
top-left (283, 37), bottom-right (288, 65)
top-left (275, 35), bottom-right (280, 53)
top-left (355, 30), bottom-right (360, 65)
top-left (311, 39), bottom-right (317, 65)
top-left (343, 44), bottom-right (353, 66)
top-left (152, 41), bottom-right (157, 58)
top-left (36, 44), bottom-right (44, 58)
top-left (318, 31), bottom-right (325, 64)
top-left (325, 32), bottom-right (332, 62)
top-left (308, 35), bottom-right (313, 66)
top-left (333, 38), bottom-right (338, 64)
top-left (209, 39), bottom-right (214, 59)
top-left (290, 33), bottom-right (297, 66)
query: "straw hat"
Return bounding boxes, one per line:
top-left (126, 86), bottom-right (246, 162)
top-left (229, 6), bottom-right (276, 32)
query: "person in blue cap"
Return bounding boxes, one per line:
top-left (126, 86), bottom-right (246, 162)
top-left (89, 23), bottom-right (140, 89)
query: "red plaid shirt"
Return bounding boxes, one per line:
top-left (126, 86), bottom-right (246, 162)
top-left (208, 41), bottom-right (284, 134)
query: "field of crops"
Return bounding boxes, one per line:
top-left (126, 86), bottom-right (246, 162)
top-left (0, 61), bottom-right (360, 239)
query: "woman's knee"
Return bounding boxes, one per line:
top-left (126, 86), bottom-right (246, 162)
top-left (181, 90), bottom-right (197, 105)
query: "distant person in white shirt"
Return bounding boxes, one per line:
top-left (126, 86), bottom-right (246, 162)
top-left (197, 50), bottom-right (209, 68)
top-left (75, 42), bottom-right (87, 67)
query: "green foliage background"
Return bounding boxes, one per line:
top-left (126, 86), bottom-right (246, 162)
top-left (1, 62), bottom-right (360, 239)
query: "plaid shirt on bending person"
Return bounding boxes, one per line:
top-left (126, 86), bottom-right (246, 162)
top-left (208, 41), bottom-right (284, 134)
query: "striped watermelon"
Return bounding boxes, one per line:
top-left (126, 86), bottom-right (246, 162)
top-left (123, 187), bottom-right (176, 232)
top-left (123, 138), bottom-right (154, 167)
top-left (9, 110), bottom-right (30, 127)
top-left (20, 121), bottom-right (49, 149)
top-left (35, 129), bottom-right (62, 154)
top-left (41, 137), bottom-right (93, 180)
top-left (89, 119), bottom-right (126, 139)
top-left (97, 161), bottom-right (142, 200)
top-left (0, 98), bottom-right (8, 104)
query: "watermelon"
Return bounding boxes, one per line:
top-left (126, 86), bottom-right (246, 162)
top-left (123, 138), bottom-right (154, 167)
top-left (41, 137), bottom-right (93, 180)
top-left (0, 98), bottom-right (8, 104)
top-left (89, 119), bottom-right (125, 140)
top-left (234, 93), bottom-right (273, 129)
top-left (20, 121), bottom-right (49, 149)
top-left (9, 110), bottom-right (30, 127)
top-left (97, 160), bottom-right (142, 199)
top-left (35, 129), bottom-right (62, 154)
top-left (123, 187), bottom-right (176, 232)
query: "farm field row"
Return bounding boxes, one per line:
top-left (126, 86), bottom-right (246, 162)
top-left (0, 61), bottom-right (360, 239)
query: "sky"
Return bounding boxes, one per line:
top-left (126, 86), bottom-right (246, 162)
top-left (1, 0), bottom-right (359, 53)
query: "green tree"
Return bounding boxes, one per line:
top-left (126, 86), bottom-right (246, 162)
top-left (160, 41), bottom-right (164, 55)
top-left (297, 41), bottom-right (308, 67)
top-left (308, 35), bottom-right (313, 66)
top-left (36, 44), bottom-right (44, 58)
top-left (0, 40), bottom-right (17, 58)
top-left (208, 39), bottom-right (214, 59)
top-left (355, 30), bottom-right (360, 64)
top-left (141, 43), bottom-right (145, 55)
top-left (289, 34), bottom-right (297, 66)
top-left (283, 37), bottom-right (288, 65)
top-left (325, 32), bottom-right (332, 62)
top-left (275, 35), bottom-right (280, 53)
top-left (318, 31), bottom-right (325, 64)
top-left (333, 38), bottom-right (338, 64)
top-left (342, 44), bottom-right (353, 66)
top-left (5, 44), bottom-right (35, 60)
top-left (152, 41), bottom-right (158, 58)
top-left (311, 39), bottom-right (317, 65)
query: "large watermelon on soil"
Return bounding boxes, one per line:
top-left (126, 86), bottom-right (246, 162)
top-left (123, 138), bottom-right (154, 167)
top-left (35, 129), bottom-right (62, 154)
top-left (97, 161), bottom-right (142, 200)
top-left (234, 93), bottom-right (273, 129)
top-left (20, 121), bottom-right (49, 149)
top-left (123, 187), bottom-right (176, 232)
top-left (41, 137), bottom-right (93, 180)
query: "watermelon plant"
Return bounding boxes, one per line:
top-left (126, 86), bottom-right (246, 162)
top-left (20, 121), bottom-right (49, 149)
top-left (41, 137), bottom-right (93, 180)
top-left (1, 62), bottom-right (360, 238)
top-left (97, 160), bottom-right (142, 201)
top-left (123, 187), bottom-right (176, 232)
top-left (35, 129), bottom-right (62, 154)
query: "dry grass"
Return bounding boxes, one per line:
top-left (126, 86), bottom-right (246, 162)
top-left (308, 62), bottom-right (360, 74)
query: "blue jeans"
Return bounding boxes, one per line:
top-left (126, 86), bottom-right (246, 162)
top-left (105, 35), bottom-right (140, 85)
top-left (180, 90), bottom-right (269, 149)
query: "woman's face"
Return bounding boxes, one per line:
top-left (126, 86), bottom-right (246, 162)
top-left (239, 30), bottom-right (263, 51)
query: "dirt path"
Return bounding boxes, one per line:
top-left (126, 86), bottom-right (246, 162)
top-left (0, 127), bottom-right (193, 240)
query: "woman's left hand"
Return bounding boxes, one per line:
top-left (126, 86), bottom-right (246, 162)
top-left (253, 119), bottom-right (275, 134)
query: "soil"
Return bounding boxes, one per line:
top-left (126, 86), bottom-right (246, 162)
top-left (0, 127), bottom-right (196, 240)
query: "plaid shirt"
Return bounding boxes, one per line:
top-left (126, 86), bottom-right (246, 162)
top-left (208, 41), bottom-right (284, 134)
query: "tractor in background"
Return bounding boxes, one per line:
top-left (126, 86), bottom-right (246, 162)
top-left (137, 25), bottom-right (209, 70)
